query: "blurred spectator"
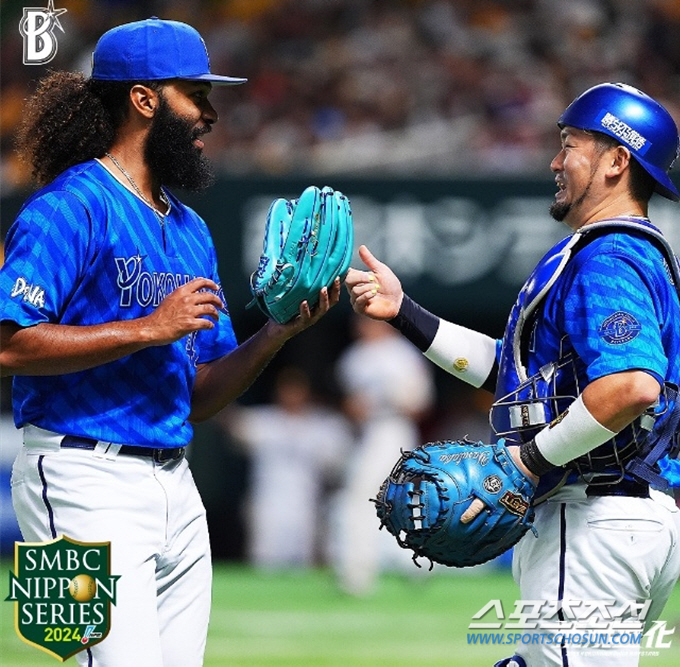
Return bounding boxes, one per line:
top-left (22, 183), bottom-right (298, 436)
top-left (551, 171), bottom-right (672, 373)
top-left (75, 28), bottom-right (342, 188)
top-left (3, 0), bottom-right (680, 191)
top-left (331, 316), bottom-right (435, 596)
top-left (187, 417), bottom-right (251, 561)
top-left (223, 366), bottom-right (351, 569)
top-left (424, 383), bottom-right (494, 445)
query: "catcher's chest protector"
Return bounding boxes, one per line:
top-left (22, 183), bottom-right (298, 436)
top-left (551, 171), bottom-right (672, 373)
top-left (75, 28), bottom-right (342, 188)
top-left (491, 218), bottom-right (680, 490)
top-left (493, 217), bottom-right (680, 442)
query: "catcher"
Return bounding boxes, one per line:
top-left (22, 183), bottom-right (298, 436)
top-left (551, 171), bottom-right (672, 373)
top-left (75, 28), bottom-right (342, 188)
top-left (346, 83), bottom-right (680, 667)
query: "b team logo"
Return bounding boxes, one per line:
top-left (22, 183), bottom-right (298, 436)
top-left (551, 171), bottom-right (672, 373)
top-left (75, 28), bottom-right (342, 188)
top-left (20, 0), bottom-right (67, 66)
top-left (598, 311), bottom-right (642, 345)
top-left (5, 535), bottom-right (120, 661)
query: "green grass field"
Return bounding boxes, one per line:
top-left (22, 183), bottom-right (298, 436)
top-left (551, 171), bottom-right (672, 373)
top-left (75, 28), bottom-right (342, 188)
top-left (2, 561), bottom-right (680, 666)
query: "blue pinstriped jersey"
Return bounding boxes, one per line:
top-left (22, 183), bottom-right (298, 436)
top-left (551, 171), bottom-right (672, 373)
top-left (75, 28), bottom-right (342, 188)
top-left (531, 227), bottom-right (679, 394)
top-left (0, 160), bottom-right (238, 446)
top-left (493, 220), bottom-right (680, 492)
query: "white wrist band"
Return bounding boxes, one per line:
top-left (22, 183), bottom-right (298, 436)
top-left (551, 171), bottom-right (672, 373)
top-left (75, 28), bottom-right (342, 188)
top-left (424, 320), bottom-right (497, 388)
top-left (534, 394), bottom-right (617, 467)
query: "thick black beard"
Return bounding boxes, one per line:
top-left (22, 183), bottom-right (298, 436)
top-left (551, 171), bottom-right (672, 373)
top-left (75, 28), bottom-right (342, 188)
top-left (145, 96), bottom-right (215, 192)
top-left (549, 200), bottom-right (570, 221)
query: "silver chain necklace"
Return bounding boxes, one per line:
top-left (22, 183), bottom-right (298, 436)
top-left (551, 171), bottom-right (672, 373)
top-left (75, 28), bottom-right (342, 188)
top-left (105, 152), bottom-right (169, 227)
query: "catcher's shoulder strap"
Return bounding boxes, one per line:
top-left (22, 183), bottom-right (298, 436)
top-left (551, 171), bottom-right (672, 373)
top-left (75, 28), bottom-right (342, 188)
top-left (574, 217), bottom-right (680, 296)
top-left (626, 384), bottom-right (680, 489)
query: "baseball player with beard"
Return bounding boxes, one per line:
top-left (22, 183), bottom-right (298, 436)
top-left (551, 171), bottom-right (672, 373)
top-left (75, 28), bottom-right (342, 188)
top-left (0, 18), bottom-right (339, 667)
top-left (346, 83), bottom-right (680, 666)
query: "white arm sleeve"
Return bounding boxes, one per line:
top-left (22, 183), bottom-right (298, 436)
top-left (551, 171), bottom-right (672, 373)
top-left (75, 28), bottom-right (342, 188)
top-left (534, 394), bottom-right (617, 466)
top-left (424, 319), bottom-right (498, 388)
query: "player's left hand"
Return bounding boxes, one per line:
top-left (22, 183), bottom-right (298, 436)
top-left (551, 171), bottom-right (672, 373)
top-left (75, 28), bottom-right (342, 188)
top-left (374, 439), bottom-right (537, 567)
top-left (266, 277), bottom-right (341, 340)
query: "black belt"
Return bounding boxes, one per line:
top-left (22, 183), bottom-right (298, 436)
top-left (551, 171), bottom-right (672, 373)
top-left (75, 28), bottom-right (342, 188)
top-left (61, 435), bottom-right (185, 463)
top-left (586, 477), bottom-right (649, 498)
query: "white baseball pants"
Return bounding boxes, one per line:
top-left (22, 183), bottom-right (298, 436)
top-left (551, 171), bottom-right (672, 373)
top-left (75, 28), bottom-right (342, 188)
top-left (511, 484), bottom-right (680, 667)
top-left (11, 425), bottom-right (212, 667)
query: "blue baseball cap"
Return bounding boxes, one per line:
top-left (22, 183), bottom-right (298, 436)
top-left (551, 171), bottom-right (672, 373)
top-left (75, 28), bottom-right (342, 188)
top-left (91, 18), bottom-right (247, 86)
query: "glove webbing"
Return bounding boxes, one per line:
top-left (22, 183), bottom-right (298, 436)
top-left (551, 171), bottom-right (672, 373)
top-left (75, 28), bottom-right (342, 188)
top-left (372, 448), bottom-right (451, 568)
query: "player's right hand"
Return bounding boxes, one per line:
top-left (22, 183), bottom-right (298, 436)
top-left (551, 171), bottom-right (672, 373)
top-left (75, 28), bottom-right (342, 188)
top-left (345, 245), bottom-right (403, 320)
top-left (143, 277), bottom-right (224, 345)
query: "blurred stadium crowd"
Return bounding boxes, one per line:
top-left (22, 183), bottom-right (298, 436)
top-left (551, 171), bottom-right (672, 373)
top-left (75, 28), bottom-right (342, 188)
top-left (3, 0), bottom-right (680, 191)
top-left (3, 0), bottom-right (680, 573)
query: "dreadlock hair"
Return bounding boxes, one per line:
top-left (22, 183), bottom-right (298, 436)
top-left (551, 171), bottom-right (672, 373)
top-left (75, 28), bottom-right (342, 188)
top-left (16, 71), bottom-right (161, 187)
top-left (590, 130), bottom-right (657, 203)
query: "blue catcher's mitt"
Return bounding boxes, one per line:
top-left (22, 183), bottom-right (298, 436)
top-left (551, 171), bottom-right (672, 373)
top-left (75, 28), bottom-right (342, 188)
top-left (248, 185), bottom-right (354, 324)
top-left (374, 439), bottom-right (536, 568)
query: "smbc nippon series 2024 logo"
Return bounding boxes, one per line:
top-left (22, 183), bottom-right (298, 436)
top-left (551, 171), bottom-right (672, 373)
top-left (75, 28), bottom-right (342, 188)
top-left (20, 1), bottom-right (67, 65)
top-left (5, 536), bottom-right (120, 662)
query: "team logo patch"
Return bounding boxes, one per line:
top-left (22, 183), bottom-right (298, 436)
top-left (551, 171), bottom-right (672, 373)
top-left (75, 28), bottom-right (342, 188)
top-left (598, 311), bottom-right (642, 345)
top-left (453, 357), bottom-right (469, 373)
top-left (499, 491), bottom-right (530, 517)
top-left (482, 475), bottom-right (503, 494)
top-left (5, 535), bottom-right (120, 661)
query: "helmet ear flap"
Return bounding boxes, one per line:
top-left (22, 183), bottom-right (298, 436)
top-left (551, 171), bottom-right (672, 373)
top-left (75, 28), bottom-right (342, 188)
top-left (558, 83), bottom-right (680, 201)
top-left (671, 142), bottom-right (680, 172)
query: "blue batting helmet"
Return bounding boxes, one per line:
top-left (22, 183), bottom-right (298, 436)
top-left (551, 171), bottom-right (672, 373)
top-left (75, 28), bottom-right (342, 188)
top-left (558, 83), bottom-right (680, 201)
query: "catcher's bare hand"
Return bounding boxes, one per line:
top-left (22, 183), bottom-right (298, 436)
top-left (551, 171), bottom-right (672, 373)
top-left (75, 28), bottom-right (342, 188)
top-left (268, 277), bottom-right (341, 340)
top-left (143, 277), bottom-right (224, 345)
top-left (345, 245), bottom-right (403, 320)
